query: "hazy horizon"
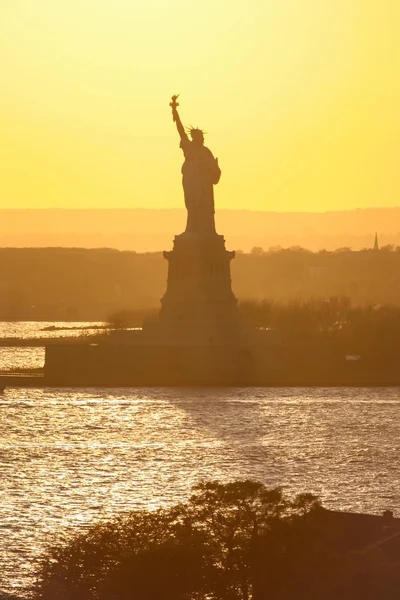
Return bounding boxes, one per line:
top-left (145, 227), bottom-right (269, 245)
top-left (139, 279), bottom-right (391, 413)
top-left (0, 207), bottom-right (399, 252)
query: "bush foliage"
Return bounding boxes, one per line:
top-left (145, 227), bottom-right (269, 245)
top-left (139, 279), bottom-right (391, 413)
top-left (34, 479), bottom-right (400, 600)
top-left (35, 481), bottom-right (325, 600)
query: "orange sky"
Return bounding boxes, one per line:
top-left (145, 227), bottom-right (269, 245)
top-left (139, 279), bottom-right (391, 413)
top-left (0, 0), bottom-right (399, 211)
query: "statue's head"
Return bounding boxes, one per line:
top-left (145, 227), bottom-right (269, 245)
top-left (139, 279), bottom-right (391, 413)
top-left (188, 127), bottom-right (205, 145)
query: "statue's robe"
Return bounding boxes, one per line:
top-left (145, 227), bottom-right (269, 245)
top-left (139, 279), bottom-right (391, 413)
top-left (180, 136), bottom-right (221, 234)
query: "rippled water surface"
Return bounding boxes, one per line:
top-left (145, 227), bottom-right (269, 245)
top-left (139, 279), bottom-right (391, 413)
top-left (0, 321), bottom-right (105, 373)
top-left (0, 321), bottom-right (104, 340)
top-left (0, 347), bottom-right (45, 371)
top-left (1, 386), bottom-right (400, 594)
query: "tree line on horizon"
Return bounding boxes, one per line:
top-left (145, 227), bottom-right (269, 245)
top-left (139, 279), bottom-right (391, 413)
top-left (1, 246), bottom-right (400, 321)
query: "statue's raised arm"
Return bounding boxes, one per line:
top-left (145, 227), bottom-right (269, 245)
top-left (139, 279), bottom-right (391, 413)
top-left (170, 95), bottom-right (188, 143)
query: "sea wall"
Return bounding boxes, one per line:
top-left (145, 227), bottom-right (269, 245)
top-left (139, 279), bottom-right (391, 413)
top-left (44, 341), bottom-right (400, 386)
top-left (44, 342), bottom-right (283, 386)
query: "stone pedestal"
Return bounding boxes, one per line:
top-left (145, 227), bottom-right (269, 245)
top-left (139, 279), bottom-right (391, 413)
top-left (145, 232), bottom-right (249, 345)
top-left (44, 233), bottom-right (283, 385)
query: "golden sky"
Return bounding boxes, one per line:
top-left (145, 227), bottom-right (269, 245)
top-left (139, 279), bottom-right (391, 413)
top-left (0, 0), bottom-right (398, 211)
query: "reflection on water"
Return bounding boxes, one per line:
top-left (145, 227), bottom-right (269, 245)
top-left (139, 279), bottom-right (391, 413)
top-left (1, 386), bottom-right (400, 593)
top-left (0, 347), bottom-right (45, 371)
top-left (0, 321), bottom-right (104, 340)
top-left (0, 321), bottom-right (105, 373)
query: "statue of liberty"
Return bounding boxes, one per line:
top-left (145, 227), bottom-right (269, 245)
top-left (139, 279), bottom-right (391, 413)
top-left (170, 95), bottom-right (221, 234)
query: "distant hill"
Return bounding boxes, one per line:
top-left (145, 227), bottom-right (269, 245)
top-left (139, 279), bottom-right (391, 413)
top-left (0, 208), bottom-right (400, 252)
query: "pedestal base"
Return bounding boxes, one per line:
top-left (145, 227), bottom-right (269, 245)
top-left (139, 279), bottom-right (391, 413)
top-left (144, 232), bottom-right (250, 345)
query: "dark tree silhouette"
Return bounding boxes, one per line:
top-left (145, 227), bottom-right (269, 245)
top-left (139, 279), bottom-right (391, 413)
top-left (34, 480), bottom-right (400, 600)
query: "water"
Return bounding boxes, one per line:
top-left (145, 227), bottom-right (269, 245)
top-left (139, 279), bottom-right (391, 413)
top-left (0, 347), bottom-right (45, 371)
top-left (1, 386), bottom-right (400, 594)
top-left (0, 321), bottom-right (104, 373)
top-left (0, 324), bottom-right (400, 594)
top-left (0, 321), bottom-right (105, 340)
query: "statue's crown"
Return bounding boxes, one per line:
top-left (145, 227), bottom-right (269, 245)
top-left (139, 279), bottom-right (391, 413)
top-left (186, 126), bottom-right (206, 138)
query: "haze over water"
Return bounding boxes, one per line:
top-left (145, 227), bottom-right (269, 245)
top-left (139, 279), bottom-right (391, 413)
top-left (2, 384), bottom-right (400, 594)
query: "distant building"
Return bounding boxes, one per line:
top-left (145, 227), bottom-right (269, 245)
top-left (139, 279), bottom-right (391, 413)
top-left (374, 232), bottom-right (379, 251)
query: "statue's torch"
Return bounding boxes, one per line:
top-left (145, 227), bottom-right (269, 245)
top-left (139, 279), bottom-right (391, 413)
top-left (170, 94), bottom-right (180, 121)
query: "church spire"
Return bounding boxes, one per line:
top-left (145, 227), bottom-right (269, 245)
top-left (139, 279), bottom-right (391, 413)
top-left (373, 232), bottom-right (379, 251)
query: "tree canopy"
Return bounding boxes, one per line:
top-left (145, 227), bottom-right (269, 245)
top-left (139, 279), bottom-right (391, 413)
top-left (34, 480), bottom-right (400, 600)
top-left (35, 481), bottom-right (323, 600)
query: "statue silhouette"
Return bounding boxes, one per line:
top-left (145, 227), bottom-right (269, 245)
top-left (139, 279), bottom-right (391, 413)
top-left (170, 95), bottom-right (221, 234)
